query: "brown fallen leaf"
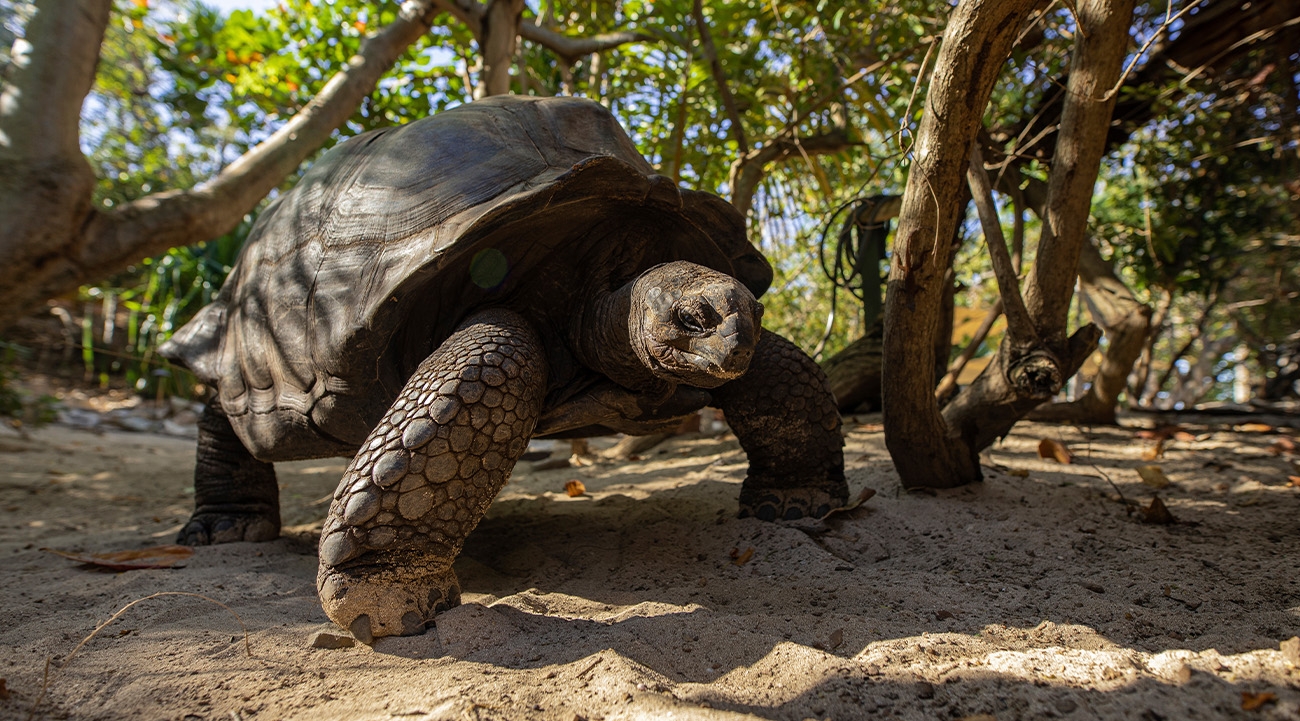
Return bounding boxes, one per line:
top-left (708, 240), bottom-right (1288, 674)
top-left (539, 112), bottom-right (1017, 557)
top-left (818, 487), bottom-right (877, 520)
top-left (827, 628), bottom-right (844, 650)
top-left (1269, 437), bottom-right (1297, 456)
top-left (1237, 423), bottom-right (1275, 433)
top-left (1136, 425), bottom-right (1182, 441)
top-left (564, 480), bottom-right (586, 497)
top-left (1241, 691), bottom-right (1276, 711)
top-left (1287, 475), bottom-right (1300, 488)
top-left (1141, 439), bottom-right (1166, 461)
top-left (0, 678), bottom-right (8, 700)
top-left (1143, 496), bottom-right (1176, 525)
top-left (1038, 438), bottom-right (1073, 464)
top-left (729, 547), bottom-right (755, 566)
top-left (1136, 465), bottom-right (1171, 489)
top-left (935, 609), bottom-right (954, 620)
top-left (42, 544), bottom-right (193, 571)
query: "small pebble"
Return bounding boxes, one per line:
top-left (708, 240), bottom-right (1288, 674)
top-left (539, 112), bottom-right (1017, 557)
top-left (310, 631), bottom-right (355, 649)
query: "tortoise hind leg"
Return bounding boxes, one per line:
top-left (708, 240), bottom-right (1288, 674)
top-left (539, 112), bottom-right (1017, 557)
top-left (179, 400), bottom-right (281, 545)
top-left (711, 330), bottom-right (847, 521)
top-left (317, 309), bottom-right (547, 641)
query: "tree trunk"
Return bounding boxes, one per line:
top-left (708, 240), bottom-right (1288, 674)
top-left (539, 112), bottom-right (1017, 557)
top-left (475, 0), bottom-right (524, 97)
top-left (881, 0), bottom-right (1054, 488)
top-left (1028, 240), bottom-right (1152, 423)
top-left (884, 0), bottom-right (1133, 489)
top-left (0, 0), bottom-right (449, 333)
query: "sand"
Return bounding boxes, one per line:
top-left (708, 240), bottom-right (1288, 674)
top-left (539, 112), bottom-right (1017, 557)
top-left (0, 417), bottom-right (1297, 720)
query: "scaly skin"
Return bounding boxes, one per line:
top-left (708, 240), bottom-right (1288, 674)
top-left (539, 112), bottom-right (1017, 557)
top-left (316, 309), bottom-right (547, 641)
top-left (712, 330), bottom-right (847, 521)
top-left (179, 401), bottom-right (280, 544)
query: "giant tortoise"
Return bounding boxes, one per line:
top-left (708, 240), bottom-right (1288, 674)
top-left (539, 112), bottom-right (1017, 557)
top-left (161, 95), bottom-right (846, 640)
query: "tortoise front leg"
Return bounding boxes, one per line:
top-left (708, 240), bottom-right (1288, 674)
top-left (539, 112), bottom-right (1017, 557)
top-left (178, 400), bottom-right (280, 545)
top-left (711, 330), bottom-right (847, 521)
top-left (316, 309), bottom-right (547, 641)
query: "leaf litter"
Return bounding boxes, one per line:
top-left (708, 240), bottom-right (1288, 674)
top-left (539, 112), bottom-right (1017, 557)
top-left (42, 544), bottom-right (193, 571)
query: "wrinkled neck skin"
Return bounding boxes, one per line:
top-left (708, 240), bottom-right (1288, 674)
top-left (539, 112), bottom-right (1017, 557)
top-left (570, 279), bottom-right (673, 397)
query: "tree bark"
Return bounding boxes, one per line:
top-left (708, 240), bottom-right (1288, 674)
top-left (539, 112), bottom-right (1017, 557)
top-left (882, 0), bottom-right (1054, 488)
top-left (0, 0), bottom-right (449, 332)
top-left (885, 0), bottom-right (1134, 489)
top-left (1029, 240), bottom-right (1152, 423)
top-left (939, 0), bottom-right (1137, 460)
top-left (475, 0), bottom-right (524, 97)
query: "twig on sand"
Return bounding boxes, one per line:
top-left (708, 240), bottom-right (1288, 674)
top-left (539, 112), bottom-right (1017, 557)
top-left (26, 592), bottom-right (251, 721)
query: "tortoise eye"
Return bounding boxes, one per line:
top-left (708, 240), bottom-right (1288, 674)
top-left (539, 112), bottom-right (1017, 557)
top-left (674, 307), bottom-right (706, 334)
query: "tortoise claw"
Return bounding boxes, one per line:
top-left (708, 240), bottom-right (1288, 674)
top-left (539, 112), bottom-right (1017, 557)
top-left (177, 511), bottom-right (279, 545)
top-left (739, 487), bottom-right (841, 522)
top-left (318, 565), bottom-right (460, 643)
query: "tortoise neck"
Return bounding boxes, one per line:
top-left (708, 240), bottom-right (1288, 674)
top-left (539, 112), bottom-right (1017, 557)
top-left (571, 279), bottom-right (668, 394)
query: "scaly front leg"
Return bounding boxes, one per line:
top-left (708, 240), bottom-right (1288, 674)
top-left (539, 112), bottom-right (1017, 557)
top-left (711, 330), bottom-right (847, 521)
top-left (316, 309), bottom-right (547, 641)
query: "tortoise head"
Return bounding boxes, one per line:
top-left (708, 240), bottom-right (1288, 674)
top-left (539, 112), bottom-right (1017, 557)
top-left (630, 262), bottom-right (763, 388)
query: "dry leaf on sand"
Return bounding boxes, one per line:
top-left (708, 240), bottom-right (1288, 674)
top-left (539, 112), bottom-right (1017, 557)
top-left (1037, 438), bottom-right (1073, 464)
top-left (827, 628), bottom-right (844, 650)
top-left (1141, 439), bottom-right (1166, 461)
top-left (1269, 437), bottom-right (1297, 456)
top-left (564, 480), bottom-right (586, 497)
top-left (818, 487), bottom-right (877, 520)
top-left (1241, 691), bottom-right (1276, 711)
top-left (1136, 465), bottom-right (1171, 488)
top-left (1143, 496), bottom-right (1176, 525)
top-left (729, 547), bottom-right (755, 566)
top-left (43, 544), bottom-right (193, 571)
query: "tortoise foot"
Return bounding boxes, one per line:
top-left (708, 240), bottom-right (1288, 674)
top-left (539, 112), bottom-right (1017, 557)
top-left (318, 563), bottom-right (460, 642)
top-left (178, 510), bottom-right (279, 545)
top-left (739, 484), bottom-right (847, 522)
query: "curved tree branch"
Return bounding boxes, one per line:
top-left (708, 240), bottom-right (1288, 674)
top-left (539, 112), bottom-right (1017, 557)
top-left (0, 0), bottom-right (448, 330)
top-left (881, 0), bottom-right (1052, 489)
top-left (432, 0), bottom-right (650, 59)
top-left (727, 128), bottom-right (854, 218)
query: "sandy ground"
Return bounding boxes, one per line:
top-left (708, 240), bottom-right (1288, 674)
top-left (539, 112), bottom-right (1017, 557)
top-left (0, 415), bottom-right (1298, 720)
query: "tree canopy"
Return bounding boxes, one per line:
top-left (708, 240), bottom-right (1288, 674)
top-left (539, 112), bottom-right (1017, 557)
top-left (2, 0), bottom-right (1297, 475)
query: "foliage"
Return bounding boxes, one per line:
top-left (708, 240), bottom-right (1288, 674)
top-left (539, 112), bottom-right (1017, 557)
top-left (7, 0), bottom-right (1298, 406)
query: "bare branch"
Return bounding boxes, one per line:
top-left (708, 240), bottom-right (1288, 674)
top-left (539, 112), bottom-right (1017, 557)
top-left (435, 0), bottom-right (650, 59)
top-left (0, 0), bottom-right (448, 329)
top-left (966, 143), bottom-right (1036, 342)
top-left (727, 128), bottom-right (854, 217)
top-left (935, 299), bottom-right (1004, 402)
top-left (520, 25), bottom-right (651, 59)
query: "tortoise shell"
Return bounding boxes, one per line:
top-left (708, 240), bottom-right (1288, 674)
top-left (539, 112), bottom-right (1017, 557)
top-left (162, 95), bottom-right (771, 461)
